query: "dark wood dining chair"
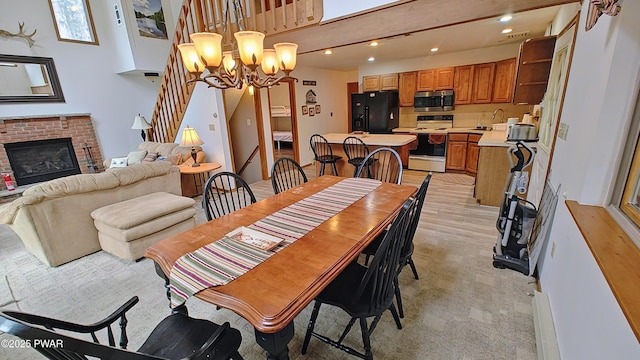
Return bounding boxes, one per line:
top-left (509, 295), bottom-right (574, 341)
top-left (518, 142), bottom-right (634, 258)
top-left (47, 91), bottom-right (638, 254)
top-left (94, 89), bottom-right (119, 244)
top-left (343, 136), bottom-right (374, 177)
top-left (0, 296), bottom-right (243, 360)
top-left (354, 147), bottom-right (403, 185)
top-left (362, 173), bottom-right (432, 319)
top-left (301, 198), bottom-right (415, 360)
top-left (202, 171), bottom-right (256, 221)
top-left (270, 157), bottom-right (308, 194)
top-left (310, 134), bottom-right (342, 176)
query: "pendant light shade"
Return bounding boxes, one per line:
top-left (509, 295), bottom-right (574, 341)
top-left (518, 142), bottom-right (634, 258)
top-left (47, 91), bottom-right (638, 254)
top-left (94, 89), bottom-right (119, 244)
top-left (234, 31), bottom-right (265, 67)
top-left (190, 32), bottom-right (223, 69)
top-left (178, 43), bottom-right (205, 73)
top-left (261, 49), bottom-right (280, 75)
top-left (274, 42), bottom-right (298, 73)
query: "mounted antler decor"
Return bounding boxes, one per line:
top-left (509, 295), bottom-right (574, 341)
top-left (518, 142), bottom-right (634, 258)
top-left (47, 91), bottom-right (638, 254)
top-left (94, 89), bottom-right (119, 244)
top-left (0, 22), bottom-right (37, 47)
top-left (585, 0), bottom-right (621, 31)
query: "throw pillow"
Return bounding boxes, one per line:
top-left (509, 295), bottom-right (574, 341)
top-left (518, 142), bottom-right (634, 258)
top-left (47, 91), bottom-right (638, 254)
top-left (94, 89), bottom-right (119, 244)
top-left (127, 150), bottom-right (148, 165)
top-left (143, 151), bottom-right (159, 162)
top-left (165, 154), bottom-right (182, 165)
top-left (110, 157), bottom-right (128, 168)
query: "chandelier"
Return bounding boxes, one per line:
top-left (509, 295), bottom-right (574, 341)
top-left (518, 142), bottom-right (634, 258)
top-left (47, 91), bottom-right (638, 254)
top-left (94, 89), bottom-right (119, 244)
top-left (177, 0), bottom-right (298, 91)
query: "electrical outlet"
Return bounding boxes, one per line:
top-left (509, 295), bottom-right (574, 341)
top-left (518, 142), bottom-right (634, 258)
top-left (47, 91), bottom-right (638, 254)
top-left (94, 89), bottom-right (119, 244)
top-left (550, 242), bottom-right (556, 258)
top-left (557, 122), bottom-right (569, 140)
top-left (208, 124), bottom-right (215, 131)
top-left (246, 118), bottom-right (251, 126)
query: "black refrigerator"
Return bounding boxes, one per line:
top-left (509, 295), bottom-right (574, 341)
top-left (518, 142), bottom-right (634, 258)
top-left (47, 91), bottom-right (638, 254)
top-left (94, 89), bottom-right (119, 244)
top-left (351, 91), bottom-right (399, 134)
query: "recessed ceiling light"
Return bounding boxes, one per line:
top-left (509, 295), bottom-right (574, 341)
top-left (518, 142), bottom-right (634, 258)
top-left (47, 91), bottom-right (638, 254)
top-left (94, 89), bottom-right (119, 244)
top-left (369, 41), bottom-right (379, 47)
top-left (324, 49), bottom-right (333, 55)
top-left (368, 57), bottom-right (375, 62)
top-left (430, 47), bottom-right (439, 52)
top-left (499, 15), bottom-right (512, 23)
top-left (501, 28), bottom-right (513, 34)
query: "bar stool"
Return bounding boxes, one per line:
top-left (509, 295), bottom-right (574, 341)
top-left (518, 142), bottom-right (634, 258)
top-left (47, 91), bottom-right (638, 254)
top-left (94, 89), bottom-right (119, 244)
top-left (310, 134), bottom-right (341, 176)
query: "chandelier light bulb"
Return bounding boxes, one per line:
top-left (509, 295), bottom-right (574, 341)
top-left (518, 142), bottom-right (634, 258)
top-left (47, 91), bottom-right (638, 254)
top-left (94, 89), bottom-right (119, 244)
top-left (178, 43), bottom-right (204, 73)
top-left (190, 32), bottom-right (223, 69)
top-left (235, 31), bottom-right (265, 67)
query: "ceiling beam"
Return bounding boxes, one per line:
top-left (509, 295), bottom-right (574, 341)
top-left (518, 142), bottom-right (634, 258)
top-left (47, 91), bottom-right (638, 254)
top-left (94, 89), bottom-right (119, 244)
top-left (265, 0), bottom-right (578, 54)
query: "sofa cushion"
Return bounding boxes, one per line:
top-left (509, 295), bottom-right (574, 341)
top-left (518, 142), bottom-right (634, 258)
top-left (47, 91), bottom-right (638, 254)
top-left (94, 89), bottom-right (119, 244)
top-left (138, 142), bottom-right (179, 157)
top-left (127, 150), bottom-right (148, 165)
top-left (144, 151), bottom-right (159, 162)
top-left (111, 161), bottom-right (176, 187)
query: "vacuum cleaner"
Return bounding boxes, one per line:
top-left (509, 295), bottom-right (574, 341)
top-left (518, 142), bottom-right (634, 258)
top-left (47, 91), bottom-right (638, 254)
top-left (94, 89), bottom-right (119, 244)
top-left (493, 139), bottom-right (537, 276)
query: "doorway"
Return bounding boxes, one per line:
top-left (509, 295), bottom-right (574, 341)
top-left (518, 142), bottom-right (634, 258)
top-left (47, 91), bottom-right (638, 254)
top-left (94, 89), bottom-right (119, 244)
top-left (267, 79), bottom-right (300, 163)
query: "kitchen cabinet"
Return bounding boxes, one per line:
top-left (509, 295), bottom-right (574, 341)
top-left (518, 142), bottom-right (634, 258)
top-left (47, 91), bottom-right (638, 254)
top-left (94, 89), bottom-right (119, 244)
top-left (416, 69), bottom-right (435, 91)
top-left (416, 67), bottom-right (454, 92)
top-left (471, 62), bottom-right (496, 104)
top-left (492, 58), bottom-right (517, 103)
top-left (454, 65), bottom-right (474, 105)
top-left (363, 74), bottom-right (398, 92)
top-left (513, 35), bottom-right (557, 105)
top-left (465, 134), bottom-right (482, 175)
top-left (380, 73), bottom-right (399, 90)
top-left (362, 75), bottom-right (380, 92)
top-left (399, 71), bottom-right (417, 107)
top-left (446, 133), bottom-right (468, 171)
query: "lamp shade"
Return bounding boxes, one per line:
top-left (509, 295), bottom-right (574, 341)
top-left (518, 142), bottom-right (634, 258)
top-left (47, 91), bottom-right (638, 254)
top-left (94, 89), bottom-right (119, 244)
top-left (178, 43), bottom-right (205, 73)
top-left (179, 126), bottom-right (204, 147)
top-left (261, 49), bottom-right (280, 75)
top-left (274, 42), bottom-right (298, 72)
top-left (190, 32), bottom-right (223, 69)
top-left (222, 51), bottom-right (237, 74)
top-left (234, 31), bottom-right (265, 67)
top-left (131, 114), bottom-right (151, 130)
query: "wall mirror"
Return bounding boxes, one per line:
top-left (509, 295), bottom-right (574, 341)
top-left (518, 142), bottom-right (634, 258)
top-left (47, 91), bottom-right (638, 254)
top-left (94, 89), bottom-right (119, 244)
top-left (0, 54), bottom-right (66, 103)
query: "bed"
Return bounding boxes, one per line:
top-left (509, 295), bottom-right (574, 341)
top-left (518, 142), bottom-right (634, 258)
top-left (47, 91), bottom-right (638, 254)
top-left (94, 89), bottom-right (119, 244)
top-left (271, 106), bottom-right (293, 149)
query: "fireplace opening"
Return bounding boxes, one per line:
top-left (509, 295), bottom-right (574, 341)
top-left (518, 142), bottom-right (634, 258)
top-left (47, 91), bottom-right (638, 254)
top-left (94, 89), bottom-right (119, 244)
top-left (5, 138), bottom-right (81, 186)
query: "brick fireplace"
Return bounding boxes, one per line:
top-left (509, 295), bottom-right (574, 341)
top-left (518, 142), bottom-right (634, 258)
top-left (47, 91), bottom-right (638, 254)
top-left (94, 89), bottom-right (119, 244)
top-left (0, 114), bottom-right (104, 191)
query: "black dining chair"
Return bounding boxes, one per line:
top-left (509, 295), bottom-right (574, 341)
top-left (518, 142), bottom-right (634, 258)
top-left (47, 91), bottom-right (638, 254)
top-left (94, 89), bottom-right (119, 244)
top-left (310, 134), bottom-right (342, 176)
top-left (343, 136), bottom-right (374, 177)
top-left (354, 147), bottom-right (403, 185)
top-left (0, 296), bottom-right (243, 360)
top-left (301, 198), bottom-right (414, 360)
top-left (362, 173), bottom-right (432, 319)
top-left (202, 171), bottom-right (256, 221)
top-left (270, 157), bottom-right (308, 194)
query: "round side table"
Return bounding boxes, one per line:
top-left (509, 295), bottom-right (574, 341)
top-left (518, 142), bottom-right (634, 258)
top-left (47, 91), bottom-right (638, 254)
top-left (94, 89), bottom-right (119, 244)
top-left (179, 162), bottom-right (221, 197)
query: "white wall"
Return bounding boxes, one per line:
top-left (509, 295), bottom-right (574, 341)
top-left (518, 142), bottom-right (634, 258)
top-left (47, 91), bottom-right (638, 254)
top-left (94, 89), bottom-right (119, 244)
top-left (0, 0), bottom-right (173, 160)
top-left (322, 0), bottom-right (399, 22)
top-left (539, 1), bottom-right (640, 358)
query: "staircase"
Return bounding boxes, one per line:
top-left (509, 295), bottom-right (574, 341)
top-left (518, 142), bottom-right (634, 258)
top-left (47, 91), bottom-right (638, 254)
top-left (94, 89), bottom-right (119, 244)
top-left (149, 0), bottom-right (322, 143)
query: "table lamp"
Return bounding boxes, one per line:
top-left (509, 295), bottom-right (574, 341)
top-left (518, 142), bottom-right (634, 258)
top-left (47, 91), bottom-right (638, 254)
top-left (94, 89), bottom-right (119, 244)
top-left (179, 125), bottom-right (204, 167)
top-left (131, 114), bottom-right (152, 141)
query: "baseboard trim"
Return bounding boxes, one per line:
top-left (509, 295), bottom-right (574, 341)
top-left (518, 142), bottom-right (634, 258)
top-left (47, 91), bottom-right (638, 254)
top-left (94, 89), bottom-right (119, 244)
top-left (532, 290), bottom-right (560, 360)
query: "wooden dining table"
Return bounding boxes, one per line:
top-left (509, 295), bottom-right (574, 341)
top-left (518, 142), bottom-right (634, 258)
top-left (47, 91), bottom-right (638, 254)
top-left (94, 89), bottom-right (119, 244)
top-left (145, 175), bottom-right (417, 360)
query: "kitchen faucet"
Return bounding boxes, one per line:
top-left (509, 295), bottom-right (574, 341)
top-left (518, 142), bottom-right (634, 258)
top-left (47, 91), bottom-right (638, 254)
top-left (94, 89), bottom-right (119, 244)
top-left (492, 108), bottom-right (505, 123)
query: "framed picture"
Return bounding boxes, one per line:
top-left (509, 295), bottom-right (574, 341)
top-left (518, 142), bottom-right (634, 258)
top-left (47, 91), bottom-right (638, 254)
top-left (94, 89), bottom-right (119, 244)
top-left (309, 106), bottom-right (315, 117)
top-left (133, 0), bottom-right (168, 39)
top-left (302, 105), bottom-right (308, 115)
top-left (48, 0), bottom-right (99, 44)
top-left (315, 105), bottom-right (321, 114)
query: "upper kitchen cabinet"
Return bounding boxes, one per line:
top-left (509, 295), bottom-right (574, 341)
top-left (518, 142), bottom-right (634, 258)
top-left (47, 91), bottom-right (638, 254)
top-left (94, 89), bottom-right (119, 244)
top-left (435, 67), bottom-right (455, 90)
top-left (454, 65), bottom-right (474, 105)
top-left (362, 74), bottom-right (398, 92)
top-left (513, 36), bottom-right (557, 105)
top-left (492, 58), bottom-right (517, 103)
top-left (362, 75), bottom-right (380, 92)
top-left (471, 62), bottom-right (496, 104)
top-left (417, 67), bottom-right (454, 91)
top-left (399, 71), bottom-right (417, 107)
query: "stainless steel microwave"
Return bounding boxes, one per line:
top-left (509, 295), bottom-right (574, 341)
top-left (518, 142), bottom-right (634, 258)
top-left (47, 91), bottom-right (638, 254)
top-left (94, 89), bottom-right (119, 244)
top-left (414, 90), bottom-right (455, 112)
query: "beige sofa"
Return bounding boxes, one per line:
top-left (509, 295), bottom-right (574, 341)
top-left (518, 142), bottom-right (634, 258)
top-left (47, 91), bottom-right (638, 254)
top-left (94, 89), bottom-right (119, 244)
top-left (0, 162), bottom-right (182, 267)
top-left (103, 141), bottom-right (206, 169)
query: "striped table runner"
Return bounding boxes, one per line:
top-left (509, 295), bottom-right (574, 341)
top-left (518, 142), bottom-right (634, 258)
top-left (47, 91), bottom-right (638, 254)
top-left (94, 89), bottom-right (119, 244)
top-left (169, 177), bottom-right (382, 308)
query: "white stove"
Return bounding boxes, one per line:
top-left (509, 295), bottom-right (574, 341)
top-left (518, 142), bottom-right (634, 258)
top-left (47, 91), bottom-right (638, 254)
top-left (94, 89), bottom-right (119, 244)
top-left (408, 115), bottom-right (454, 172)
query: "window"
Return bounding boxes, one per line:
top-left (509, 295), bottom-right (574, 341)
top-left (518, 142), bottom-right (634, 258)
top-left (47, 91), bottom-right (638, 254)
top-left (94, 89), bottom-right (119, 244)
top-left (620, 133), bottom-right (640, 226)
top-left (48, 0), bottom-right (98, 44)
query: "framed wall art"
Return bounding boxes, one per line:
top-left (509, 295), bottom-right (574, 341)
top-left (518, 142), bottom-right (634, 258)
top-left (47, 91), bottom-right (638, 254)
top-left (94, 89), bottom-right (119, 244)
top-left (315, 104), bottom-right (321, 114)
top-left (308, 106), bottom-right (315, 116)
top-left (302, 105), bottom-right (308, 115)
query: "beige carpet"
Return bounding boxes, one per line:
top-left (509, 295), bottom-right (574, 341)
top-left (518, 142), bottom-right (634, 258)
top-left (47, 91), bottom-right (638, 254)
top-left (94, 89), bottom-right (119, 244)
top-left (0, 169), bottom-right (537, 360)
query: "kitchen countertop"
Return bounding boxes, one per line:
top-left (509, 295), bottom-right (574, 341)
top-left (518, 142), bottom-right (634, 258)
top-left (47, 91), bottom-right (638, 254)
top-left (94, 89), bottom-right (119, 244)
top-left (478, 130), bottom-right (539, 148)
top-left (323, 133), bottom-right (416, 146)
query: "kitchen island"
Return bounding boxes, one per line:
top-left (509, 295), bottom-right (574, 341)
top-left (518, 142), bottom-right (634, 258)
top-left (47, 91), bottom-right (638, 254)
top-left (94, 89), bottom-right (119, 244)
top-left (474, 131), bottom-right (538, 206)
top-left (317, 133), bottom-right (417, 177)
